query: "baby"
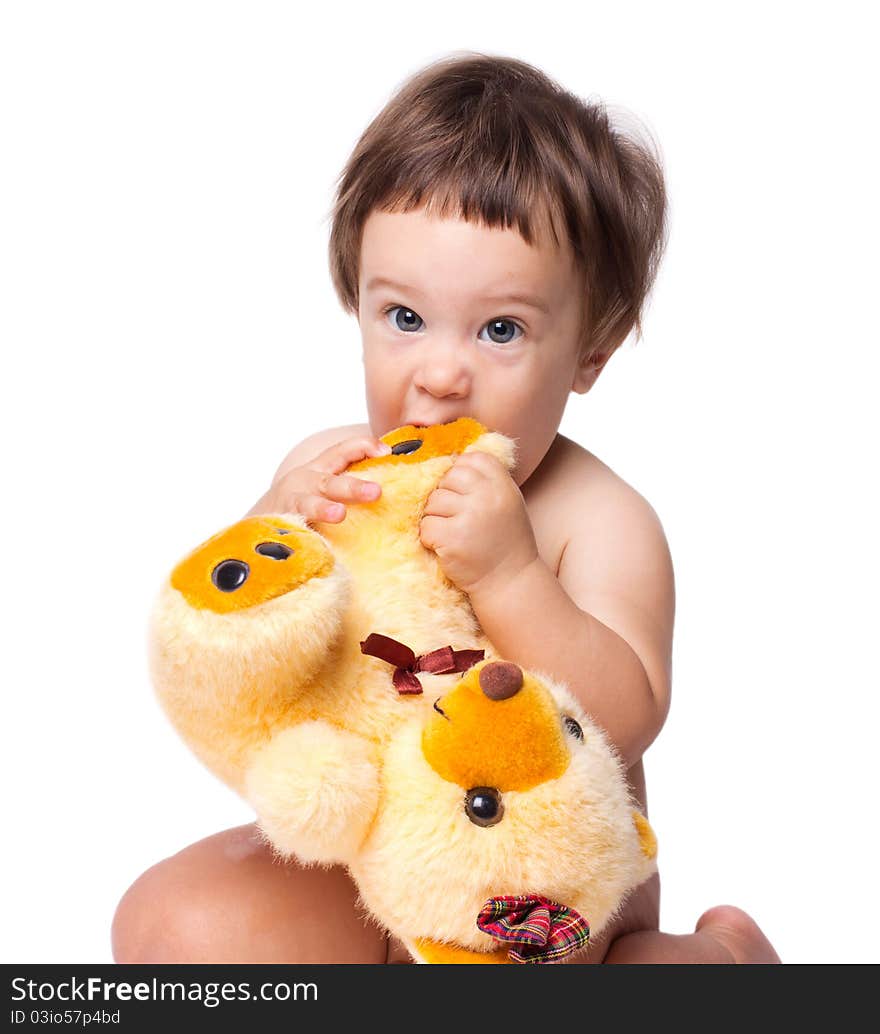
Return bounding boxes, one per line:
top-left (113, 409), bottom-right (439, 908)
top-left (113, 53), bottom-right (779, 964)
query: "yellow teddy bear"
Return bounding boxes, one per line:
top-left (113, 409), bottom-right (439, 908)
top-left (149, 418), bottom-right (657, 960)
top-left (151, 419), bottom-right (509, 861)
top-left (351, 657), bottom-right (657, 963)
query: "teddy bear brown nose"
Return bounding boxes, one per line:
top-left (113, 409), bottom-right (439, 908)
top-left (478, 662), bottom-right (524, 700)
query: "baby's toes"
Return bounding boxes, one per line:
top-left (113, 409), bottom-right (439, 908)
top-left (695, 905), bottom-right (781, 964)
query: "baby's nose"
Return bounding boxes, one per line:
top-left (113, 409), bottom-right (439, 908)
top-left (414, 340), bottom-right (472, 399)
top-left (478, 662), bottom-right (524, 700)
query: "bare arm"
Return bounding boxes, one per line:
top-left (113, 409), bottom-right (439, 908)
top-left (467, 477), bottom-right (674, 771)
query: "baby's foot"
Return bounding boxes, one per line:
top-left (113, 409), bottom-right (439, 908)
top-left (695, 905), bottom-right (781, 964)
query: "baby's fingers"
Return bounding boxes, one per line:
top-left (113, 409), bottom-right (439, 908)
top-left (315, 435), bottom-right (391, 475)
top-left (289, 493), bottom-right (347, 525)
top-left (423, 487), bottom-right (460, 518)
top-left (290, 472), bottom-right (381, 525)
top-left (314, 472), bottom-right (382, 505)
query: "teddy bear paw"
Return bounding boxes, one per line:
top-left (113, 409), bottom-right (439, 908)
top-left (245, 722), bottom-right (380, 865)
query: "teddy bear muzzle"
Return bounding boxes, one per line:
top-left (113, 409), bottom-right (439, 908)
top-left (170, 516), bottom-right (336, 614)
top-left (422, 660), bottom-right (571, 793)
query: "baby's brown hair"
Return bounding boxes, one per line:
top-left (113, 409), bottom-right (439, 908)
top-left (328, 51), bottom-right (667, 358)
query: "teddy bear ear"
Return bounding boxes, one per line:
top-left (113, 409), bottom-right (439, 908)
top-left (463, 430), bottom-right (517, 472)
top-left (632, 810), bottom-right (658, 860)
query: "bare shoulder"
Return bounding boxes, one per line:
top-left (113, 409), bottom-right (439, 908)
top-left (271, 422), bottom-right (372, 484)
top-left (531, 435), bottom-right (670, 547)
top-left (546, 435), bottom-right (675, 713)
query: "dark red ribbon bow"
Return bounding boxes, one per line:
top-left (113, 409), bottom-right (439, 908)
top-left (359, 632), bottom-right (485, 695)
top-left (476, 894), bottom-right (591, 963)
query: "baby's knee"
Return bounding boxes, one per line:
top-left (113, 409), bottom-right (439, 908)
top-left (112, 853), bottom-right (223, 963)
top-left (112, 824), bottom-right (387, 963)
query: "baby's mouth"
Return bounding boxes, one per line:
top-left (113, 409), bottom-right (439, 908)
top-left (402, 417), bottom-right (464, 428)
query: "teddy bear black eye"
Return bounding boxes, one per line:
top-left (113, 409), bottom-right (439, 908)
top-left (212, 559), bottom-right (250, 592)
top-left (465, 787), bottom-right (504, 827)
top-left (255, 542), bottom-right (294, 560)
top-left (564, 716), bottom-right (584, 741)
top-left (391, 438), bottom-right (423, 455)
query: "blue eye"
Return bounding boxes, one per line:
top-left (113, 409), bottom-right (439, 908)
top-left (385, 306), bottom-right (423, 333)
top-left (479, 319), bottom-right (523, 347)
top-left (383, 306), bottom-right (524, 345)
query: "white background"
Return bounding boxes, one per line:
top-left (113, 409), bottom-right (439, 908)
top-left (2, 1), bottom-right (877, 964)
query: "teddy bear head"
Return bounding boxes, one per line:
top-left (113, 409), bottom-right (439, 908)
top-left (351, 659), bottom-right (658, 963)
top-left (148, 514), bottom-right (350, 789)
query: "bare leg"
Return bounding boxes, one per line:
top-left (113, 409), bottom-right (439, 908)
top-left (604, 905), bottom-right (781, 964)
top-left (557, 871), bottom-right (661, 965)
top-left (111, 823), bottom-right (388, 964)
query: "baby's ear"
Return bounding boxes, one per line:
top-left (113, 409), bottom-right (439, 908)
top-left (572, 346), bottom-right (615, 395)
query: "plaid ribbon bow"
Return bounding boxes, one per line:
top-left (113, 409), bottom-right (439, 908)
top-left (359, 632), bottom-right (485, 695)
top-left (476, 894), bottom-right (591, 963)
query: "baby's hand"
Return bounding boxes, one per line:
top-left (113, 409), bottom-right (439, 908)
top-left (420, 451), bottom-right (539, 596)
top-left (252, 436), bottom-right (391, 524)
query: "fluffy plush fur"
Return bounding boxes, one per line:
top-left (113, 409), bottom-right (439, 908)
top-left (150, 419), bottom-right (510, 856)
top-left (352, 661), bottom-right (657, 962)
top-left (148, 418), bottom-right (658, 962)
